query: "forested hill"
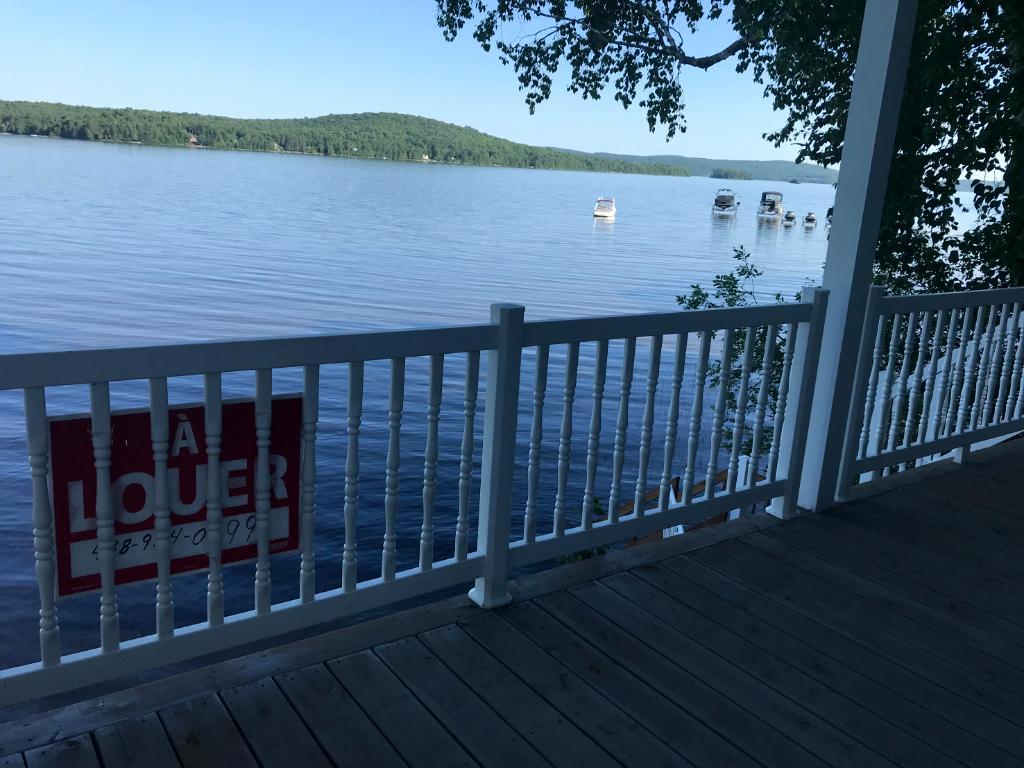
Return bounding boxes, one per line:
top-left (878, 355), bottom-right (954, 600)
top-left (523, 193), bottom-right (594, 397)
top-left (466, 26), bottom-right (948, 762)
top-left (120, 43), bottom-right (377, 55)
top-left (0, 101), bottom-right (689, 176)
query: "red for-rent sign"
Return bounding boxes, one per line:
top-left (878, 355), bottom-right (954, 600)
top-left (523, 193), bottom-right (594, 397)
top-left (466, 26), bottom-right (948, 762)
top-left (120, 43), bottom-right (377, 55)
top-left (50, 395), bottom-right (302, 597)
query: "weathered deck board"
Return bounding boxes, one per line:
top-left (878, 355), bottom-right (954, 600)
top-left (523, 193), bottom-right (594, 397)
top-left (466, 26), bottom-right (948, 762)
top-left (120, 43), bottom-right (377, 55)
top-left (768, 514), bottom-right (1024, 641)
top-left (158, 693), bottom-right (256, 768)
top-left (93, 713), bottom-right (179, 768)
top-left (275, 664), bottom-right (406, 767)
top-left (684, 543), bottom-right (1024, 759)
top-left (24, 735), bottom-right (99, 768)
top-left (585, 573), bottom-right (956, 768)
top-left (501, 599), bottom-right (756, 768)
top-left (628, 562), bottom-right (1019, 768)
top-left (417, 624), bottom-right (613, 768)
top-left (538, 588), bottom-right (884, 768)
top-left (461, 612), bottom-right (683, 768)
top-left (739, 530), bottom-right (1024, 695)
top-left (374, 636), bottom-right (548, 767)
top-left (326, 650), bottom-right (477, 768)
top-left (219, 678), bottom-right (330, 767)
top-left (4, 445), bottom-right (1024, 768)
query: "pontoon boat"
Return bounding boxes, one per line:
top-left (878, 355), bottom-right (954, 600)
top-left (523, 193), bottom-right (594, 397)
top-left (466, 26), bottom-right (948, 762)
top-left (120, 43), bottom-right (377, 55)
top-left (712, 188), bottom-right (738, 215)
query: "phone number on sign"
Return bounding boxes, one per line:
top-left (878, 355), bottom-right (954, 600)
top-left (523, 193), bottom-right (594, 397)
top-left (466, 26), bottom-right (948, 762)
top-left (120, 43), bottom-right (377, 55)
top-left (69, 506), bottom-right (291, 578)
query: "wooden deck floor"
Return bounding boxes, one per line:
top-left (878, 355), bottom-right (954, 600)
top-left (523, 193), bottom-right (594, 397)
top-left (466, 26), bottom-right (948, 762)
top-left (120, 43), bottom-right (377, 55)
top-left (3, 443), bottom-right (1024, 767)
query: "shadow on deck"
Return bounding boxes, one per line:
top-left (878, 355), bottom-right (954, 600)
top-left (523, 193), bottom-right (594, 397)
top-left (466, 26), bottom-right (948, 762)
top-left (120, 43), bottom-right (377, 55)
top-left (3, 441), bottom-right (1024, 767)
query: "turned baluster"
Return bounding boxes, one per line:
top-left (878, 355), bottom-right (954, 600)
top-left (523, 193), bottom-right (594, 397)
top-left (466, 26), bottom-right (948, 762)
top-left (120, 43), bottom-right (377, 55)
top-left (747, 326), bottom-right (777, 487)
top-left (632, 335), bottom-right (663, 518)
top-left (726, 328), bottom-right (755, 494)
top-left (420, 354), bottom-right (444, 570)
top-left (24, 388), bottom-right (60, 665)
top-left (553, 342), bottom-right (580, 535)
top-left (149, 378), bottom-right (174, 637)
top-left (607, 338), bottom-right (636, 523)
top-left (382, 358), bottom-right (404, 581)
top-left (582, 340), bottom-right (609, 529)
top-left (342, 361), bottom-right (363, 591)
top-left (253, 369), bottom-right (272, 615)
top-left (659, 333), bottom-right (688, 511)
top-left (682, 331), bottom-right (713, 503)
top-left (299, 365), bottom-right (319, 602)
top-left (455, 351), bottom-right (480, 560)
top-left (90, 382), bottom-right (120, 651)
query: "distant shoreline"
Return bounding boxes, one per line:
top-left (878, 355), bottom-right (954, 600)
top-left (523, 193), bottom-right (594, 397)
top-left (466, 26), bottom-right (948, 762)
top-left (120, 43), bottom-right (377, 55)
top-left (1, 100), bottom-right (840, 184)
top-left (1, 130), bottom-right (839, 186)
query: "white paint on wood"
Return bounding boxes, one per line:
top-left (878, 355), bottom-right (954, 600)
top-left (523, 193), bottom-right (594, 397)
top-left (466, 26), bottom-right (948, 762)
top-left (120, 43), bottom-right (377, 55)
top-left (468, 304), bottom-right (523, 609)
top-left (607, 338), bottom-right (636, 523)
top-left (90, 382), bottom-right (120, 652)
top-left (148, 377), bottom-right (174, 638)
top-left (703, 329), bottom-right (734, 500)
top-left (747, 326), bottom-right (777, 488)
top-left (796, 0), bottom-right (920, 511)
top-left (456, 351), bottom-right (480, 560)
top-left (659, 333), bottom-right (687, 511)
top-left (552, 342), bottom-right (580, 536)
top-left (254, 369), bottom-right (272, 615)
top-left (767, 326), bottom-right (796, 484)
top-left (300, 366), bottom-right (319, 603)
top-left (632, 335), bottom-right (663, 517)
top-left (24, 387), bottom-right (60, 666)
top-left (204, 374), bottom-right (225, 626)
top-left (523, 346), bottom-right (548, 543)
top-left (420, 354), bottom-right (444, 570)
top-left (682, 332), bottom-right (713, 504)
top-left (726, 329), bottom-right (755, 494)
top-left (343, 362), bottom-right (363, 592)
top-left (581, 339), bottom-right (609, 529)
top-left (382, 359), bottom-right (404, 583)
top-left (994, 303), bottom-right (1020, 423)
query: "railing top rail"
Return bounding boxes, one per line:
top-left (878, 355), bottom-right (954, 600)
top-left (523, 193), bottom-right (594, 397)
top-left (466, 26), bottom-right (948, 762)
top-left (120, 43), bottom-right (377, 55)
top-left (878, 285), bottom-right (1024, 314)
top-left (0, 324), bottom-right (497, 390)
top-left (521, 301), bottom-right (812, 347)
top-left (0, 299), bottom-right (817, 391)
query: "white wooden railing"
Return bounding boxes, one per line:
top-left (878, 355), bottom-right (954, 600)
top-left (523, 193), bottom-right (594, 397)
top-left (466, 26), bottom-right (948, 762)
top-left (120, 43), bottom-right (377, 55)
top-left (0, 291), bottom-right (827, 705)
top-left (839, 285), bottom-right (1024, 496)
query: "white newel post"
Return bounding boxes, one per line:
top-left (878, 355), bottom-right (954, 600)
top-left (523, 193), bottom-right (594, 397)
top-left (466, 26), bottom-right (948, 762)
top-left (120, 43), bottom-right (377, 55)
top-left (468, 303), bottom-right (524, 609)
top-left (797, 0), bottom-right (919, 512)
top-left (770, 288), bottom-right (830, 519)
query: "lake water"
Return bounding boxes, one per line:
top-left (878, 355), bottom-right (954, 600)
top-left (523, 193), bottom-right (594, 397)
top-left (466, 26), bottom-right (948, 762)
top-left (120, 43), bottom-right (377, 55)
top-left (0, 134), bottom-right (833, 666)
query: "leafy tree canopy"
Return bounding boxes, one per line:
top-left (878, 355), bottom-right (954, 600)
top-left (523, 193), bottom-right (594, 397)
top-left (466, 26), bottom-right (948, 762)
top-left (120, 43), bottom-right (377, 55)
top-left (437, 0), bottom-right (1023, 292)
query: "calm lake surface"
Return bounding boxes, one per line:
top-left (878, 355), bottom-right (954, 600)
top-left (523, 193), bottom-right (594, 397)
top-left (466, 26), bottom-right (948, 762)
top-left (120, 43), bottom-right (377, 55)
top-left (0, 133), bottom-right (833, 665)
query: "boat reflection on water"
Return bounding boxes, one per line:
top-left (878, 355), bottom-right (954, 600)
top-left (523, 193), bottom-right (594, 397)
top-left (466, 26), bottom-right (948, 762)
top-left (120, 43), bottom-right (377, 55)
top-left (592, 215), bottom-right (615, 235)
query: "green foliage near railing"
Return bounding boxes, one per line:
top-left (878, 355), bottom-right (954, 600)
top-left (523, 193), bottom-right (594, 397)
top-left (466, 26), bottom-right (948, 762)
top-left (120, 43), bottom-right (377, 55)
top-left (0, 100), bottom-right (692, 177)
top-left (678, 246), bottom-right (797, 454)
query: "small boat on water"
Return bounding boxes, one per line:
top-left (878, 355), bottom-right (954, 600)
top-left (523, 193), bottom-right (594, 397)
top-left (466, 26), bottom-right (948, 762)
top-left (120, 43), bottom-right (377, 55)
top-left (757, 191), bottom-right (784, 219)
top-left (783, 210), bottom-right (797, 227)
top-left (804, 212), bottom-right (817, 227)
top-left (594, 197), bottom-right (616, 218)
top-left (712, 188), bottom-right (739, 215)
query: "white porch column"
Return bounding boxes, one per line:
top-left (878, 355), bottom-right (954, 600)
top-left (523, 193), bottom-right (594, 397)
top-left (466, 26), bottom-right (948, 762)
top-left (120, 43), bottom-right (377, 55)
top-left (796, 0), bottom-right (919, 512)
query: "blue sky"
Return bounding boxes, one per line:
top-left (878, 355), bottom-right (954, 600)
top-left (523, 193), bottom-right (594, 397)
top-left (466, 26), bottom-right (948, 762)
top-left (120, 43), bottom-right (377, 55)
top-left (0, 1), bottom-right (793, 160)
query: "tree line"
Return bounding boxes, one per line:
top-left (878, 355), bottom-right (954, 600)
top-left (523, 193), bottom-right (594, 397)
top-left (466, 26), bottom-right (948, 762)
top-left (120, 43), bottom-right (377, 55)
top-left (0, 101), bottom-right (691, 177)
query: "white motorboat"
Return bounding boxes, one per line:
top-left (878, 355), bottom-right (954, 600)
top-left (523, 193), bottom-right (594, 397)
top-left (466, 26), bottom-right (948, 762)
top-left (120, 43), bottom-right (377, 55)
top-left (783, 210), bottom-right (797, 227)
top-left (804, 212), bottom-right (817, 227)
top-left (594, 197), bottom-right (616, 218)
top-left (757, 191), bottom-right (784, 219)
